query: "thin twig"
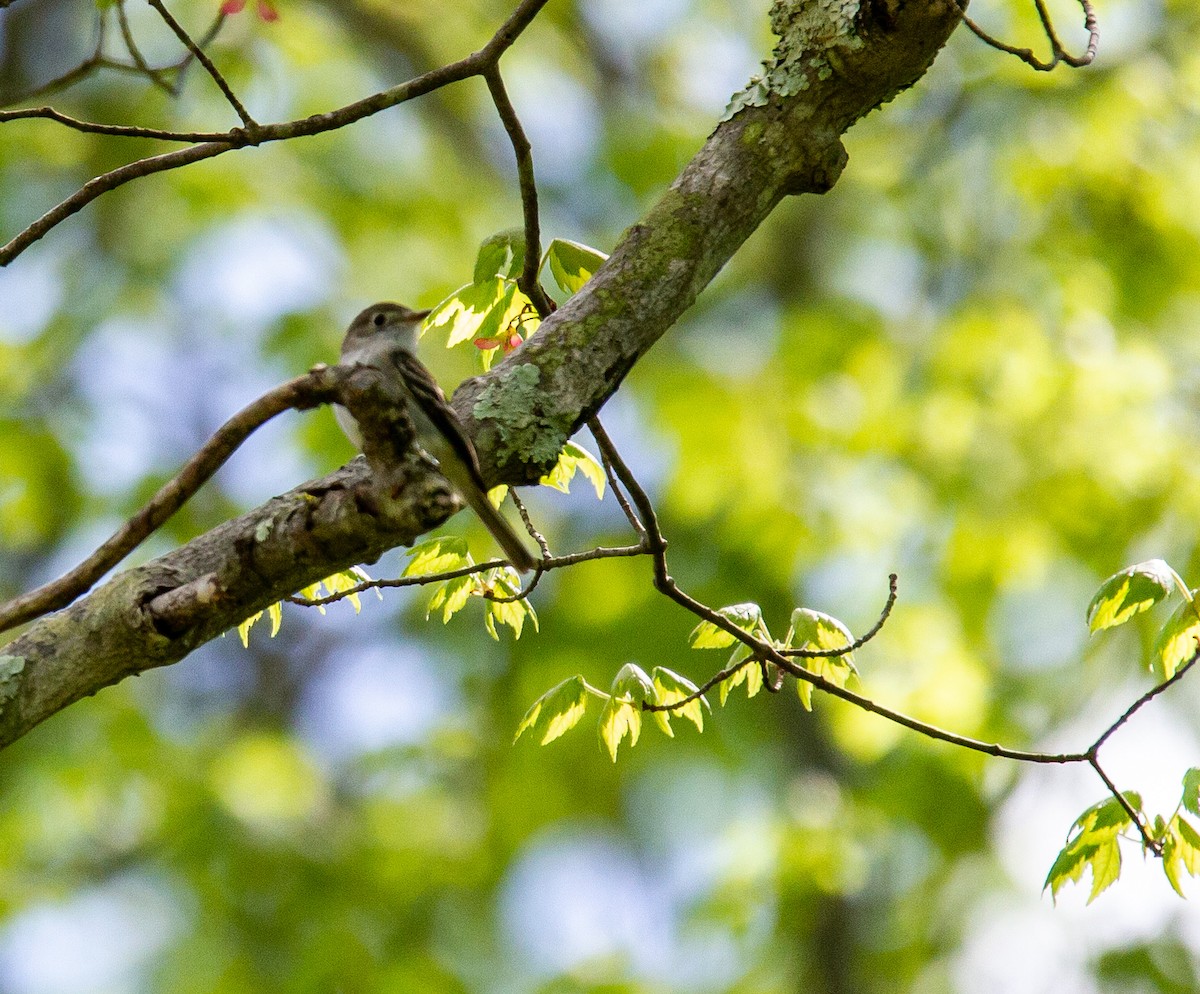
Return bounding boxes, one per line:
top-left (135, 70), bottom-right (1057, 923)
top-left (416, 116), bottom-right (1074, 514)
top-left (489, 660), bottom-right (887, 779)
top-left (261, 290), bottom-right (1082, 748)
top-left (1089, 756), bottom-right (1157, 852)
top-left (510, 489), bottom-right (551, 558)
top-left (1, 0), bottom-right (554, 267)
top-left (483, 65), bottom-right (553, 316)
top-left (1089, 650), bottom-right (1200, 754)
top-left (0, 368), bottom-right (341, 635)
top-left (589, 417), bottom-right (647, 539)
top-left (145, 0), bottom-right (256, 127)
top-left (779, 573), bottom-right (898, 658)
top-left (117, 2), bottom-right (172, 94)
top-left (287, 542), bottom-right (648, 608)
top-left (0, 107), bottom-right (233, 142)
top-left (957, 0), bottom-right (1097, 71)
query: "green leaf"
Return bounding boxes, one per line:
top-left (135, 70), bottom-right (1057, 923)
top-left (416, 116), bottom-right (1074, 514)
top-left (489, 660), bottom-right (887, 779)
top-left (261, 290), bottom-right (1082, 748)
top-left (425, 279), bottom-right (509, 348)
top-left (1152, 593), bottom-right (1200, 679)
top-left (539, 441), bottom-right (607, 499)
top-left (689, 603), bottom-right (763, 650)
top-left (651, 666), bottom-right (709, 736)
top-left (237, 610), bottom-right (263, 648)
top-left (598, 664), bottom-right (654, 761)
top-left (1086, 559), bottom-right (1175, 632)
top-left (1087, 837), bottom-right (1122, 903)
top-left (717, 643), bottom-right (754, 706)
top-left (426, 575), bottom-right (474, 624)
top-left (1072, 793), bottom-right (1139, 840)
top-left (1177, 816), bottom-right (1200, 875)
top-left (1045, 794), bottom-right (1141, 903)
top-left (786, 608), bottom-right (857, 670)
top-left (514, 675), bottom-right (589, 745)
top-left (544, 238), bottom-right (608, 296)
top-left (1045, 841), bottom-right (1094, 901)
top-left (474, 230), bottom-right (526, 282)
top-left (483, 570), bottom-right (537, 641)
top-left (1182, 768), bottom-right (1200, 818)
top-left (405, 536), bottom-right (472, 576)
top-left (598, 697), bottom-right (640, 762)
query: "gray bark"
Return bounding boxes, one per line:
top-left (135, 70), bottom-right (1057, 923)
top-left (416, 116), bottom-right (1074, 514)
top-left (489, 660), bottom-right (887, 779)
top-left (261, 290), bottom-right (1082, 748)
top-left (0, 0), bottom-right (962, 748)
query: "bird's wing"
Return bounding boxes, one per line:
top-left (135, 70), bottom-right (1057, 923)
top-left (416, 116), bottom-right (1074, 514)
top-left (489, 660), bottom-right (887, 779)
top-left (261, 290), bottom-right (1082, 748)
top-left (388, 347), bottom-right (487, 485)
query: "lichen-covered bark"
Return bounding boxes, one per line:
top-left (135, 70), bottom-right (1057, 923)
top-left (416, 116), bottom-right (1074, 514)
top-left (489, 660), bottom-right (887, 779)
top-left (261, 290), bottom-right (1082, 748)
top-left (459, 0), bottom-right (961, 482)
top-left (0, 0), bottom-right (961, 748)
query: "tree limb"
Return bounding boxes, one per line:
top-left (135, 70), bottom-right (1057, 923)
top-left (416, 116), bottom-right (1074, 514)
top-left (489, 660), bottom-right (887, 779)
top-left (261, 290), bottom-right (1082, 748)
top-left (0, 0), bottom-right (964, 749)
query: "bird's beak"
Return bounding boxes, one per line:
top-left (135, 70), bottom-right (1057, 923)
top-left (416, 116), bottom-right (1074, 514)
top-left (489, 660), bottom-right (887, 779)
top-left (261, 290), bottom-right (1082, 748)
top-left (413, 308), bottom-right (432, 321)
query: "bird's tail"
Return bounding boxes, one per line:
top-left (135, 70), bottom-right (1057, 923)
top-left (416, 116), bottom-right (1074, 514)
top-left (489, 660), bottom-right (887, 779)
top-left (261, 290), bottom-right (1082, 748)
top-left (457, 482), bottom-right (538, 574)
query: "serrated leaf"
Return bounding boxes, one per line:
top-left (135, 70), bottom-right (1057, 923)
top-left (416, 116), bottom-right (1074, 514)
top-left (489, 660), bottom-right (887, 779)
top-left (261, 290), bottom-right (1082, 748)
top-left (744, 657), bottom-right (764, 699)
top-left (598, 697), bottom-right (640, 762)
top-left (474, 230), bottom-right (526, 282)
top-left (1044, 841), bottom-right (1095, 901)
top-left (1166, 825), bottom-right (1185, 897)
top-left (1072, 794), bottom-right (1138, 840)
top-left (539, 441), bottom-right (606, 499)
top-left (267, 601), bottom-right (282, 638)
top-left (797, 675), bottom-right (813, 712)
top-left (427, 575), bottom-right (475, 624)
top-left (786, 608), bottom-right (856, 669)
top-left (514, 675), bottom-right (589, 745)
top-left (1087, 559), bottom-right (1175, 633)
top-left (237, 610), bottom-right (262, 648)
top-left (690, 604), bottom-right (763, 650)
top-left (544, 238), bottom-right (608, 296)
top-left (1177, 816), bottom-right (1200, 876)
top-left (405, 536), bottom-right (472, 576)
top-left (1087, 837), bottom-right (1122, 903)
top-left (651, 666), bottom-right (708, 736)
top-left (1152, 593), bottom-right (1200, 679)
top-left (717, 643), bottom-right (754, 706)
top-left (425, 279), bottom-right (508, 348)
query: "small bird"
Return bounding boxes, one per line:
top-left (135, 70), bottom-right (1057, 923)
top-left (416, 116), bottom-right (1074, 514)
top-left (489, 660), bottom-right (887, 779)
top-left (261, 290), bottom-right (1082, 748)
top-left (337, 302), bottom-right (537, 574)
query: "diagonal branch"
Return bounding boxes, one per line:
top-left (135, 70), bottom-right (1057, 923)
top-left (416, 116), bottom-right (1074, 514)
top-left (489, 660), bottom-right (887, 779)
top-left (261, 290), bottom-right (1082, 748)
top-left (0, 0), bottom-right (555, 266)
top-left (145, 0), bottom-right (255, 125)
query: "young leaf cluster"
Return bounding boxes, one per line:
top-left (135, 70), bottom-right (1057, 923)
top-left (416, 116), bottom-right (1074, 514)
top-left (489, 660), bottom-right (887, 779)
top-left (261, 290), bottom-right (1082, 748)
top-left (424, 231), bottom-right (608, 371)
top-left (515, 599), bottom-right (859, 761)
top-left (514, 663), bottom-right (707, 762)
top-left (237, 566), bottom-right (374, 645)
top-left (405, 536), bottom-right (538, 641)
top-left (1047, 771), bottom-right (1200, 902)
top-left (1086, 558), bottom-right (1198, 678)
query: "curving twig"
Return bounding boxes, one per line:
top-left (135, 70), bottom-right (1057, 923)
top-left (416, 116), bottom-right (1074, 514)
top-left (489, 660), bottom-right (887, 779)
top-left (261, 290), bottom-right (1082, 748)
top-left (0, 0), bottom-right (554, 266)
top-left (958, 0), bottom-right (1098, 71)
top-left (0, 367), bottom-right (342, 635)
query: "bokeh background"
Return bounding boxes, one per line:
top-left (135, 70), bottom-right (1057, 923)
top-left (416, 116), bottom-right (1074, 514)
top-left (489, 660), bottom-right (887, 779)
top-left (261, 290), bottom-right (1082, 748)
top-left (3, 0), bottom-right (1200, 990)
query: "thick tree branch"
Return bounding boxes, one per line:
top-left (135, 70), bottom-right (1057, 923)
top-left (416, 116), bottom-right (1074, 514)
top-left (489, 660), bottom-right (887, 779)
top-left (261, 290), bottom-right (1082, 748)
top-left (0, 0), bottom-right (964, 748)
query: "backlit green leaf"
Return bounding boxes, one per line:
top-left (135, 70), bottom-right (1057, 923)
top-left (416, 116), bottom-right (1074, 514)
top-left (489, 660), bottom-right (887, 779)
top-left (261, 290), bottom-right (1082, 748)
top-left (1152, 594), bottom-right (1200, 679)
top-left (474, 230), bottom-right (526, 282)
top-left (651, 666), bottom-right (708, 736)
top-left (1087, 837), bottom-right (1122, 903)
top-left (690, 603), bottom-right (762, 650)
top-left (786, 608), bottom-right (856, 669)
top-left (514, 675), bottom-right (589, 745)
top-left (1086, 559), bottom-right (1175, 632)
top-left (539, 441), bottom-right (606, 499)
top-left (1184, 769), bottom-right (1200, 818)
top-left (405, 536), bottom-right (472, 576)
top-left (544, 238), bottom-right (608, 296)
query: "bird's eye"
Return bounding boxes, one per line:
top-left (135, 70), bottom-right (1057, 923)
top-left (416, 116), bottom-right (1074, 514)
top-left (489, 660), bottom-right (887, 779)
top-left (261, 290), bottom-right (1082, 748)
top-left (373, 312), bottom-right (386, 327)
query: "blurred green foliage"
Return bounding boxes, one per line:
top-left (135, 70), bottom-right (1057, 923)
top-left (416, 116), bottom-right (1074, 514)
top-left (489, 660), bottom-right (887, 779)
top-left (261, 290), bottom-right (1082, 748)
top-left (3, 0), bottom-right (1200, 990)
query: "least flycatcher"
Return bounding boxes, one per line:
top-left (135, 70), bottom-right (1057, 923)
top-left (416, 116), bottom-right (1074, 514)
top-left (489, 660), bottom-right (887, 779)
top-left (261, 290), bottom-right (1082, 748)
top-left (337, 302), bottom-right (537, 574)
